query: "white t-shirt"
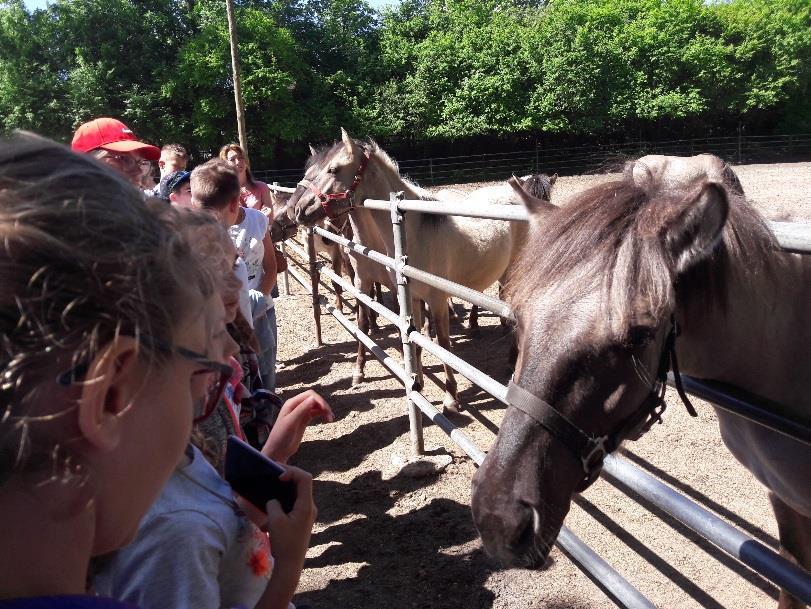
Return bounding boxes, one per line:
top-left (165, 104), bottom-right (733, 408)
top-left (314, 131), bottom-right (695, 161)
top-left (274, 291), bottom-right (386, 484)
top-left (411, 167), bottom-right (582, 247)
top-left (229, 208), bottom-right (268, 292)
top-left (234, 257), bottom-right (253, 329)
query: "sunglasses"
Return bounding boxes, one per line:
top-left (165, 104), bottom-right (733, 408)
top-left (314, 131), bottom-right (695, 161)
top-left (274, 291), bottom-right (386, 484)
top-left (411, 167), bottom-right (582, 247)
top-left (56, 336), bottom-right (233, 424)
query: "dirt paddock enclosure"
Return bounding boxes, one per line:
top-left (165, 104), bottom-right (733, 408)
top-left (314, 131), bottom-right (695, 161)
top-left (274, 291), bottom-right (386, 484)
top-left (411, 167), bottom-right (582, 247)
top-left (274, 162), bottom-right (811, 609)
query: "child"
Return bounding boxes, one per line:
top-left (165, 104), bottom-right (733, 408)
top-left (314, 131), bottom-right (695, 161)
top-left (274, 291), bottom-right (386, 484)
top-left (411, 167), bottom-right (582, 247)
top-left (191, 159), bottom-right (279, 390)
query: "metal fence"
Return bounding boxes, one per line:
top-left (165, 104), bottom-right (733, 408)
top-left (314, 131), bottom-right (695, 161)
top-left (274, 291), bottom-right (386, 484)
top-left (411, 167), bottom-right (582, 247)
top-left (255, 133), bottom-right (811, 187)
top-left (280, 197), bottom-right (811, 608)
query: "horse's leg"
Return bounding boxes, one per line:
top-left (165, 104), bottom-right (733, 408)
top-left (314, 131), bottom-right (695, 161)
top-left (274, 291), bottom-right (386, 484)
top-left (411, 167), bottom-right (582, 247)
top-left (345, 254), bottom-right (357, 314)
top-left (331, 246), bottom-right (343, 312)
top-left (431, 296), bottom-right (460, 413)
top-left (498, 280), bottom-right (509, 329)
top-left (368, 285), bottom-right (380, 334)
top-left (353, 277), bottom-right (369, 385)
top-left (469, 304), bottom-right (480, 333)
top-left (411, 297), bottom-right (425, 388)
top-left (770, 493), bottom-right (811, 609)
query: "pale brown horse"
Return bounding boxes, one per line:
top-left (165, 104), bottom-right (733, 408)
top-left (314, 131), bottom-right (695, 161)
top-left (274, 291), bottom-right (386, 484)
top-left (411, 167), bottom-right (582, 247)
top-left (288, 129), bottom-right (554, 412)
top-left (471, 154), bottom-right (810, 608)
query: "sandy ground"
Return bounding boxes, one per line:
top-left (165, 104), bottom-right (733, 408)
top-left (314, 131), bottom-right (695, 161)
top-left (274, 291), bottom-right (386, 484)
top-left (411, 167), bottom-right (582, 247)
top-left (274, 162), bottom-right (810, 609)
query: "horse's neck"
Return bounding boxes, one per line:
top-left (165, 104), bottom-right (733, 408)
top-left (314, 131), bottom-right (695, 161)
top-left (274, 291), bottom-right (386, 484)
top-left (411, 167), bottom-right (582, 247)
top-left (678, 252), bottom-right (811, 413)
top-left (350, 159), bottom-right (428, 255)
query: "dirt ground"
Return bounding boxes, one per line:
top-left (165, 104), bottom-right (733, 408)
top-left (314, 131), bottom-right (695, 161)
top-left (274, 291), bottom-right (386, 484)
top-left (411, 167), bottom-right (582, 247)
top-left (274, 162), bottom-right (810, 609)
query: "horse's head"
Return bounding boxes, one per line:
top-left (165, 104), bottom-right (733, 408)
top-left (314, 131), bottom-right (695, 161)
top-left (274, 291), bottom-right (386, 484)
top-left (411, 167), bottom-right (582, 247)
top-left (472, 154), bottom-right (738, 568)
top-left (289, 128), bottom-right (372, 226)
top-left (269, 192), bottom-right (298, 242)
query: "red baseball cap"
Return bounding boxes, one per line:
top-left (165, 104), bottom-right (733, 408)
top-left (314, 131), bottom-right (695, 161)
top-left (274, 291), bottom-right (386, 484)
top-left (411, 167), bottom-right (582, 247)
top-left (71, 117), bottom-right (160, 161)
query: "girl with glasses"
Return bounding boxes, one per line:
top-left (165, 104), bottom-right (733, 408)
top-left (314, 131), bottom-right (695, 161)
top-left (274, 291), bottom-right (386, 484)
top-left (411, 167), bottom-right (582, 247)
top-left (0, 135), bottom-right (215, 609)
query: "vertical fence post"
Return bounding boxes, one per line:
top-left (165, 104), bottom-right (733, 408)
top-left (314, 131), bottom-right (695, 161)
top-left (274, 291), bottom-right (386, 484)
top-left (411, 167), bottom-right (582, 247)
top-left (306, 228), bottom-right (323, 346)
top-left (390, 191), bottom-right (425, 457)
top-left (273, 182), bottom-right (290, 296)
top-left (737, 123), bottom-right (743, 164)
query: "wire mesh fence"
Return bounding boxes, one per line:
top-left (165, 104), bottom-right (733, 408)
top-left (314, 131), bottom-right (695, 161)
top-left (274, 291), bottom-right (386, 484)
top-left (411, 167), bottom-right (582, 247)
top-left (254, 133), bottom-right (811, 187)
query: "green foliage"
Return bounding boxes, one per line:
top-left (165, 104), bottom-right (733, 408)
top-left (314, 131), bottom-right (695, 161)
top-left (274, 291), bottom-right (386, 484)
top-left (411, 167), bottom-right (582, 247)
top-left (0, 0), bottom-right (809, 160)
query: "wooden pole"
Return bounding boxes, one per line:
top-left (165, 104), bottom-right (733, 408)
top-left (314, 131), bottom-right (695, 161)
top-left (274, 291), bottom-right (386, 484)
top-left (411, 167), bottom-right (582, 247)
top-left (225, 0), bottom-right (248, 154)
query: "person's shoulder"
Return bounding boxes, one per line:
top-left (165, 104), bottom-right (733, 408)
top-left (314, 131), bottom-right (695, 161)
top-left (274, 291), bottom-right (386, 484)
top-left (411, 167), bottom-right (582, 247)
top-left (244, 207), bottom-right (269, 232)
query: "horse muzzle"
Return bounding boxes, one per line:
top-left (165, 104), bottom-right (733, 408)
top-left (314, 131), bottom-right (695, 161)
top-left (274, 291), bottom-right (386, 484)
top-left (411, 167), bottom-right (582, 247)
top-left (471, 467), bottom-right (561, 569)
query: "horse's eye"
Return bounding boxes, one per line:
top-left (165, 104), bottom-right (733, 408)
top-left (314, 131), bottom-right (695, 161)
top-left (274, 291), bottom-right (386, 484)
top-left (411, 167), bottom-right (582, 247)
top-left (627, 325), bottom-right (656, 347)
top-left (327, 166), bottom-right (337, 174)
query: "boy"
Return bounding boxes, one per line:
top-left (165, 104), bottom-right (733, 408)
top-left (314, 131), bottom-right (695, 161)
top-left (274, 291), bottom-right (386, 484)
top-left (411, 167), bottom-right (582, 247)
top-left (158, 170), bottom-right (192, 208)
top-left (191, 160), bottom-right (278, 390)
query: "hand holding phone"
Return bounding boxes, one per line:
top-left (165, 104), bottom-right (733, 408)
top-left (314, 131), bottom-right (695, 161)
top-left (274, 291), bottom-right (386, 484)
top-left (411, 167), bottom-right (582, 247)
top-left (225, 435), bottom-right (296, 513)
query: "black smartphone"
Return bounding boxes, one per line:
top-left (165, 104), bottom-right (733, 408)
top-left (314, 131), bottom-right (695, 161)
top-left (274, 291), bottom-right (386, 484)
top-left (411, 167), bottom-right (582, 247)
top-left (224, 435), bottom-right (296, 513)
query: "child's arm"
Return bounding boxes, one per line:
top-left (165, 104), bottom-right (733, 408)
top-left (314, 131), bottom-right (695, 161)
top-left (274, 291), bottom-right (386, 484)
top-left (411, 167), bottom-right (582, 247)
top-left (259, 231), bottom-right (277, 297)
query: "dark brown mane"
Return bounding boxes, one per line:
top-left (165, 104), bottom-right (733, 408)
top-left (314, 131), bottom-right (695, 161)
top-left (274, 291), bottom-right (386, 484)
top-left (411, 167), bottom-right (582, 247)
top-left (507, 168), bottom-right (778, 336)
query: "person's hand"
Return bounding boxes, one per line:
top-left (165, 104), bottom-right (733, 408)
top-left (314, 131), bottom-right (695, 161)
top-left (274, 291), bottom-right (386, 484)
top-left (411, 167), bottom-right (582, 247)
top-left (260, 206), bottom-right (273, 217)
top-left (236, 495), bottom-right (270, 531)
top-left (265, 466), bottom-right (317, 576)
top-left (249, 289), bottom-right (269, 318)
top-left (262, 390), bottom-right (334, 463)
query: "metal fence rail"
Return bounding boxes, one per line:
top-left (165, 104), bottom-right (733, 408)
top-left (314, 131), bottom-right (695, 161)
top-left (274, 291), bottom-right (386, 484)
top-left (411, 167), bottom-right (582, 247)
top-left (280, 191), bottom-right (811, 607)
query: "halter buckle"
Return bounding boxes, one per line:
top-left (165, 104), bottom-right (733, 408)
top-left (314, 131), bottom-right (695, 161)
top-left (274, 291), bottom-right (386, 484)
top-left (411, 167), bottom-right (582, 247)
top-left (581, 435), bottom-right (608, 475)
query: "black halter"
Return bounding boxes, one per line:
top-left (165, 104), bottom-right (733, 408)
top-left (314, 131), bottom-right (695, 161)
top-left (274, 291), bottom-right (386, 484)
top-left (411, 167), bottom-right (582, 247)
top-left (506, 316), bottom-right (697, 492)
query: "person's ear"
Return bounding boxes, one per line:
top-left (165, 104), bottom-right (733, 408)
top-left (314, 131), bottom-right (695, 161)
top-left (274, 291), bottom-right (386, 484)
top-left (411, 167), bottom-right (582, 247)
top-left (230, 197), bottom-right (240, 215)
top-left (169, 191), bottom-right (178, 204)
top-left (76, 337), bottom-right (140, 452)
top-left (158, 159), bottom-right (166, 171)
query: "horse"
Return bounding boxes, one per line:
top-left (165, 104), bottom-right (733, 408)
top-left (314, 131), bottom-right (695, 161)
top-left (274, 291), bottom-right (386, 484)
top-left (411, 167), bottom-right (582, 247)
top-left (470, 153), bottom-right (810, 609)
top-left (288, 128), bottom-right (554, 412)
top-left (436, 174), bottom-right (557, 331)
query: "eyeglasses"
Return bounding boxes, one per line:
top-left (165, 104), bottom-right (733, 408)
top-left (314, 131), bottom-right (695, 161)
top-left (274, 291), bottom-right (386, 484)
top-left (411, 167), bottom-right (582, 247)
top-left (97, 152), bottom-right (153, 176)
top-left (56, 336), bottom-right (233, 424)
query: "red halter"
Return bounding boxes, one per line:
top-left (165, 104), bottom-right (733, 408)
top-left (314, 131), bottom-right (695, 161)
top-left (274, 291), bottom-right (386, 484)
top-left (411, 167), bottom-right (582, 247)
top-left (298, 150), bottom-right (372, 219)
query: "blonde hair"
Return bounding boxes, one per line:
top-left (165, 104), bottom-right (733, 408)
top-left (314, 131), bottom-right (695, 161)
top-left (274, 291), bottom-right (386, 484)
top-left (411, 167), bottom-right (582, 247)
top-left (0, 134), bottom-right (214, 484)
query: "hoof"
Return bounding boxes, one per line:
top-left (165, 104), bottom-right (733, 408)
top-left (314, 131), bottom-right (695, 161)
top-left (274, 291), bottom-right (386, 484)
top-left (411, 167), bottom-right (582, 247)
top-left (352, 373), bottom-right (365, 386)
top-left (443, 396), bottom-right (461, 414)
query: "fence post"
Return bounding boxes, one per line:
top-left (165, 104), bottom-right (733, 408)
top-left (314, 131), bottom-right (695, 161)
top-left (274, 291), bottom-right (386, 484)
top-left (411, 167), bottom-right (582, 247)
top-left (390, 191), bottom-right (425, 457)
top-left (737, 123), bottom-right (743, 164)
top-left (273, 182), bottom-right (291, 296)
top-left (306, 228), bottom-right (323, 346)
top-left (429, 158), bottom-right (434, 184)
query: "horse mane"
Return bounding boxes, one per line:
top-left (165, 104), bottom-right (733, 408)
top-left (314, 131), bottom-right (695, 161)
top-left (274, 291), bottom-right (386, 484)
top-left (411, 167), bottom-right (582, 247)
top-left (361, 139), bottom-right (445, 226)
top-left (507, 163), bottom-right (778, 336)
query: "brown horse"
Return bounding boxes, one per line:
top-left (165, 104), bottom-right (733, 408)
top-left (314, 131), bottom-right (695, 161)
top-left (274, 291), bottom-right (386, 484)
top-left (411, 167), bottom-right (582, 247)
top-left (288, 129), bottom-right (554, 412)
top-left (471, 154), bottom-right (810, 608)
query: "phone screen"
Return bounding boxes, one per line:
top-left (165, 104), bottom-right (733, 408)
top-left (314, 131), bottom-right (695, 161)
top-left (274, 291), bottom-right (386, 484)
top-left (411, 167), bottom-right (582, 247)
top-left (225, 435), bottom-right (296, 513)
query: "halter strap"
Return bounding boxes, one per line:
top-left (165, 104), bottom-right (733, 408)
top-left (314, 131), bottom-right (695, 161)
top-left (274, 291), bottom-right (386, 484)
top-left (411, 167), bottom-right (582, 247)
top-left (297, 150), bottom-right (372, 220)
top-left (508, 316), bottom-right (696, 491)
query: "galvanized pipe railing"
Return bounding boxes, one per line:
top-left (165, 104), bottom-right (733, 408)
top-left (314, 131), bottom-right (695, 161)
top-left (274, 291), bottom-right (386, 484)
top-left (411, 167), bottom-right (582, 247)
top-left (311, 224), bottom-right (515, 320)
top-left (360, 198), bottom-right (811, 254)
top-left (603, 455), bottom-right (811, 604)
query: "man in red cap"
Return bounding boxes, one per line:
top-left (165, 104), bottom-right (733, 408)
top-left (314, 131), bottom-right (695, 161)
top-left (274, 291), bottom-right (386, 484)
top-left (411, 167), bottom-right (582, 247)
top-left (71, 117), bottom-right (160, 188)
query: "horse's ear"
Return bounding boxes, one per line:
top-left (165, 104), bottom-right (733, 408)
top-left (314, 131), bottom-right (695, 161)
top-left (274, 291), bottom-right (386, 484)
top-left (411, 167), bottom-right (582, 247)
top-left (508, 175), bottom-right (554, 219)
top-left (549, 173), bottom-right (558, 185)
top-left (664, 181), bottom-right (729, 275)
top-left (340, 128), bottom-right (357, 157)
top-left (308, 144), bottom-right (317, 156)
